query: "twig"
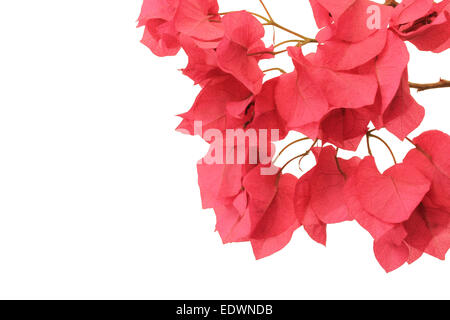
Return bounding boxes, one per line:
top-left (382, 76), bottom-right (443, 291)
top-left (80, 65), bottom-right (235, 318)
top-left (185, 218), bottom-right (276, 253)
top-left (258, 0), bottom-right (273, 22)
top-left (368, 133), bottom-right (397, 165)
top-left (273, 137), bottom-right (310, 164)
top-left (406, 137), bottom-right (432, 161)
top-left (409, 79), bottom-right (450, 92)
top-left (262, 67), bottom-right (287, 74)
top-left (384, 0), bottom-right (399, 7)
top-left (335, 148), bottom-right (347, 179)
top-left (273, 39), bottom-right (301, 48)
top-left (366, 133), bottom-right (373, 157)
top-left (280, 139), bottom-right (318, 173)
top-left (247, 49), bottom-right (287, 56)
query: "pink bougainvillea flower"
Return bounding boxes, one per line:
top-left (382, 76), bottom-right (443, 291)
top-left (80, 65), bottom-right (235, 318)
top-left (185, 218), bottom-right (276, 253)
top-left (138, 0), bottom-right (181, 56)
top-left (250, 182), bottom-right (300, 259)
top-left (392, 0), bottom-right (434, 24)
top-left (276, 31), bottom-right (420, 150)
top-left (349, 192), bottom-right (448, 272)
top-left (205, 162), bottom-right (299, 260)
top-left (294, 146), bottom-right (361, 245)
top-left (197, 143), bottom-right (257, 242)
top-left (275, 47), bottom-right (377, 149)
top-left (402, 131), bottom-right (450, 261)
top-left (197, 150), bottom-right (249, 210)
top-left (305, 51), bottom-right (378, 109)
top-left (174, 0), bottom-right (224, 42)
top-left (404, 130), bottom-right (450, 209)
top-left (356, 31), bottom-right (423, 140)
top-left (317, 108), bottom-right (371, 151)
top-left (352, 157), bottom-right (430, 224)
top-left (275, 70), bottom-right (328, 138)
top-left (181, 11), bottom-right (273, 94)
top-left (408, 200), bottom-right (449, 262)
top-left (315, 30), bottom-right (389, 71)
top-left (180, 35), bottom-right (226, 86)
top-left (139, 0), bottom-right (450, 270)
top-left (216, 11), bottom-right (272, 95)
top-left (246, 77), bottom-right (289, 142)
top-left (382, 70), bottom-right (425, 140)
top-left (391, 0), bottom-right (450, 53)
top-left (309, 0), bottom-right (334, 28)
top-left (310, 0), bottom-right (357, 27)
top-left (198, 148), bottom-right (300, 258)
top-left (352, 197), bottom-right (445, 272)
top-left (251, 220), bottom-right (300, 260)
top-left (402, 207), bottom-right (434, 264)
top-left (176, 75), bottom-right (253, 136)
top-left (295, 170), bottom-right (327, 245)
top-left (330, 0), bottom-right (392, 43)
top-left (138, 0), bottom-right (224, 57)
top-left (245, 170), bottom-right (297, 240)
top-left (373, 224), bottom-right (411, 272)
top-left (312, 0), bottom-right (394, 70)
top-left (177, 75), bottom-right (289, 144)
top-left (342, 154), bottom-right (449, 272)
top-left (375, 30), bottom-right (410, 115)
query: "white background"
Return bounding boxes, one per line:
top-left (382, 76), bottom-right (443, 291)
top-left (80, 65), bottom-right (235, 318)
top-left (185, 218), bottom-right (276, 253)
top-left (0, 1), bottom-right (448, 299)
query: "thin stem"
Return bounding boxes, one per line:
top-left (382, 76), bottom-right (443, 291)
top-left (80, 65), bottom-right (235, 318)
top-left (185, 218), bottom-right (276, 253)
top-left (273, 137), bottom-right (310, 164)
top-left (366, 133), bottom-right (373, 157)
top-left (406, 137), bottom-right (432, 161)
top-left (280, 154), bottom-right (305, 173)
top-left (368, 133), bottom-right (397, 165)
top-left (247, 49), bottom-right (287, 56)
top-left (273, 39), bottom-right (301, 48)
top-left (280, 139), bottom-right (318, 172)
top-left (384, 0), bottom-right (399, 7)
top-left (335, 148), bottom-right (347, 179)
top-left (258, 0), bottom-right (273, 22)
top-left (297, 154), bottom-right (307, 172)
top-left (262, 67), bottom-right (287, 74)
top-left (297, 38), bottom-right (318, 47)
top-left (409, 79), bottom-right (450, 91)
top-left (405, 137), bottom-right (416, 146)
top-left (299, 139), bottom-right (319, 171)
top-left (256, 0), bottom-right (307, 44)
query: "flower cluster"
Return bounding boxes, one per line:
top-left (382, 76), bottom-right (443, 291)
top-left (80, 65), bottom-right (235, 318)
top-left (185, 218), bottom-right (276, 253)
top-left (138, 0), bottom-right (450, 272)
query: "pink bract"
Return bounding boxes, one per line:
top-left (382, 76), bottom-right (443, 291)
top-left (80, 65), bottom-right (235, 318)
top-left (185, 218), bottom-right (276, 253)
top-left (138, 0), bottom-right (450, 272)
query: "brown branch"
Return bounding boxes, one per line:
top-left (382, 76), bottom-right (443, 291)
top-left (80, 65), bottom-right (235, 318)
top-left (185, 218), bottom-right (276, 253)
top-left (406, 137), bottom-right (433, 161)
top-left (368, 133), bottom-right (397, 165)
top-left (280, 139), bottom-right (318, 173)
top-left (247, 50), bottom-right (286, 56)
top-left (366, 133), bottom-right (373, 157)
top-left (262, 67), bottom-right (287, 74)
top-left (273, 137), bottom-right (310, 164)
top-left (384, 0), bottom-right (399, 7)
top-left (258, 0), bottom-right (273, 22)
top-left (273, 39), bottom-right (301, 48)
top-left (409, 79), bottom-right (450, 92)
top-left (335, 148), bottom-right (347, 179)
